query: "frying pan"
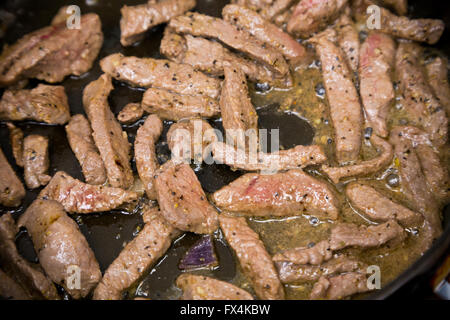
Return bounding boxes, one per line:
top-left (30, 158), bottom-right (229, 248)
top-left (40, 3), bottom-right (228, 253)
top-left (0, 0), bottom-right (448, 300)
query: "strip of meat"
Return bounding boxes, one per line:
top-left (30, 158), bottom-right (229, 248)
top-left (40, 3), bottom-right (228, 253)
top-left (212, 169), bottom-right (339, 220)
top-left (168, 12), bottom-right (289, 75)
top-left (117, 102), bottom-right (144, 124)
top-left (0, 148), bottom-right (25, 207)
top-left (6, 122), bottom-right (24, 167)
top-left (231, 0), bottom-right (273, 12)
top-left (335, 13), bottom-right (360, 73)
top-left (65, 114), bottom-right (107, 185)
top-left (310, 273), bottom-right (370, 299)
top-left (287, 0), bottom-right (348, 37)
top-left (0, 213), bottom-right (59, 300)
top-left (135, 114), bottom-right (163, 200)
top-left (273, 8), bottom-right (293, 27)
top-left (120, 0), bottom-right (196, 46)
top-left (309, 35), bottom-right (362, 163)
top-left (141, 87), bottom-right (220, 121)
top-left (223, 4), bottom-right (307, 62)
top-left (18, 199), bottom-right (101, 299)
top-left (346, 183), bottom-right (423, 227)
top-left (154, 160), bottom-right (218, 234)
top-left (101, 53), bottom-right (221, 99)
top-left (322, 134), bottom-right (393, 183)
top-left (0, 268), bottom-right (30, 300)
top-left (273, 240), bottom-right (333, 265)
top-left (23, 135), bottom-right (51, 189)
top-left (176, 274), bottom-right (254, 300)
top-left (0, 84), bottom-right (70, 124)
top-left (93, 207), bottom-right (180, 300)
top-left (425, 56), bottom-right (450, 115)
top-left (359, 32), bottom-right (396, 137)
top-left (219, 215), bottom-right (285, 300)
top-left (381, 0), bottom-right (408, 15)
top-left (83, 74), bottom-right (133, 189)
top-left (39, 171), bottom-right (138, 214)
top-left (260, 0), bottom-right (295, 20)
top-left (0, 11), bottom-right (103, 86)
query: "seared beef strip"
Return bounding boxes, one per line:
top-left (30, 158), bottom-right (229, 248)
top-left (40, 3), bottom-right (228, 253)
top-left (154, 160), bottom-right (219, 234)
top-left (93, 207), bottom-right (180, 300)
top-left (425, 56), bottom-right (450, 115)
top-left (39, 171), bottom-right (138, 214)
top-left (18, 199), bottom-right (101, 299)
top-left (381, 0), bottom-right (408, 15)
top-left (100, 53), bottom-right (221, 99)
top-left (135, 114), bottom-right (163, 200)
top-left (65, 114), bottom-right (107, 185)
top-left (83, 74), bottom-right (133, 189)
top-left (23, 135), bottom-right (51, 189)
top-left (0, 148), bottom-right (25, 207)
top-left (310, 272), bottom-right (371, 300)
top-left (335, 12), bottom-right (360, 73)
top-left (120, 0), bottom-right (196, 46)
top-left (6, 122), bottom-right (24, 167)
top-left (212, 169), bottom-right (339, 220)
top-left (219, 215), bottom-right (285, 300)
top-left (176, 274), bottom-right (254, 300)
top-left (231, 0), bottom-right (273, 12)
top-left (273, 239), bottom-right (334, 265)
top-left (117, 103), bottom-right (144, 124)
top-left (260, 0), bottom-right (296, 21)
top-left (0, 84), bottom-right (70, 124)
top-left (0, 268), bottom-right (31, 300)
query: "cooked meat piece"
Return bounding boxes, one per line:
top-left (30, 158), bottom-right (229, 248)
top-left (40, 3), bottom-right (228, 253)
top-left (0, 213), bottom-right (59, 300)
top-left (231, 0), bottom-right (273, 12)
top-left (100, 53), bottom-right (221, 99)
top-left (0, 84), bottom-right (70, 124)
top-left (120, 0), bottom-right (196, 46)
top-left (219, 215), bottom-right (284, 300)
top-left (39, 171), bottom-right (138, 214)
top-left (273, 240), bottom-right (333, 265)
top-left (0, 268), bottom-right (31, 300)
top-left (223, 4), bottom-right (307, 62)
top-left (65, 114), bottom-right (107, 185)
top-left (141, 88), bottom-right (220, 121)
top-left (18, 199), bottom-right (101, 299)
top-left (310, 273), bottom-right (370, 299)
top-left (83, 74), bottom-right (133, 189)
top-left (212, 169), bottom-right (339, 220)
top-left (220, 65), bottom-right (259, 150)
top-left (322, 135), bottom-right (393, 183)
top-left (0, 11), bottom-right (103, 86)
top-left (117, 102), bottom-right (144, 124)
top-left (211, 141), bottom-right (327, 171)
top-left (335, 12), bottom-right (360, 73)
top-left (381, 0), bottom-right (408, 15)
top-left (346, 183), bottom-right (423, 227)
top-left (309, 34), bottom-right (362, 164)
top-left (6, 122), bottom-right (24, 167)
top-left (176, 274), bottom-right (254, 300)
top-left (395, 43), bottom-right (447, 147)
top-left (425, 56), bottom-right (450, 115)
top-left (168, 12), bottom-right (289, 76)
top-left (23, 135), bottom-right (51, 189)
top-left (260, 0), bottom-right (296, 20)
top-left (0, 148), bottom-right (25, 207)
top-left (93, 207), bottom-right (180, 300)
top-left (273, 7), bottom-right (294, 27)
top-left (135, 114), bottom-right (163, 200)
top-left (359, 32), bottom-right (396, 137)
top-left (287, 0), bottom-right (348, 37)
top-left (154, 160), bottom-right (219, 234)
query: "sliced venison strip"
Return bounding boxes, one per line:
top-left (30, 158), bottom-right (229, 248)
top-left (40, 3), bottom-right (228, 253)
top-left (65, 114), bottom-right (107, 185)
top-left (100, 53), bottom-right (221, 99)
top-left (425, 56), bottom-right (450, 116)
top-left (83, 74), bottom-right (133, 189)
top-left (23, 135), bottom-right (51, 189)
top-left (219, 215), bottom-right (285, 300)
top-left (120, 0), bottom-right (196, 46)
top-left (176, 274), bottom-right (254, 300)
top-left (18, 199), bottom-right (101, 299)
top-left (310, 273), bottom-right (371, 300)
top-left (93, 207), bottom-right (180, 300)
top-left (117, 102), bottom-right (144, 125)
top-left (0, 148), bottom-right (25, 207)
top-left (0, 84), bottom-right (70, 124)
top-left (335, 12), bottom-right (360, 73)
top-left (0, 268), bottom-right (31, 300)
top-left (6, 122), bottom-right (24, 167)
top-left (212, 169), bottom-right (339, 220)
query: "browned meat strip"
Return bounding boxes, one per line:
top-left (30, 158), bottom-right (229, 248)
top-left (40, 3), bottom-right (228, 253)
top-left (83, 74), bottom-right (133, 189)
top-left (322, 135), bottom-right (393, 183)
top-left (310, 273), bottom-right (370, 299)
top-left (120, 0), bottom-right (196, 46)
top-left (65, 114), bottom-right (107, 185)
top-left (93, 207), bottom-right (179, 300)
top-left (212, 169), bottom-right (339, 220)
top-left (0, 84), bottom-right (70, 124)
top-left (381, 0), bottom-right (408, 15)
top-left (0, 148), bottom-right (25, 207)
top-left (23, 135), bottom-right (51, 189)
top-left (117, 103), bottom-right (144, 124)
top-left (6, 122), bottom-right (23, 167)
top-left (0, 213), bottom-right (59, 300)
top-left (273, 240), bottom-right (333, 265)
top-left (359, 32), bottom-right (396, 137)
top-left (18, 199), bottom-right (101, 299)
top-left (0, 11), bottom-right (103, 86)
top-left (154, 160), bottom-right (218, 234)
top-left (101, 53), bottom-right (221, 99)
top-left (39, 171), bottom-right (138, 214)
top-left (260, 0), bottom-right (295, 20)
top-left (141, 88), bottom-right (220, 121)
top-left (335, 13), bottom-right (360, 73)
top-left (168, 12), bottom-right (289, 76)
top-left (0, 268), bottom-right (30, 300)
top-left (273, 8), bottom-right (293, 27)
top-left (135, 115), bottom-right (163, 200)
top-left (231, 0), bottom-right (273, 12)
top-left (425, 56), bottom-right (450, 115)
top-left (219, 215), bottom-right (285, 300)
